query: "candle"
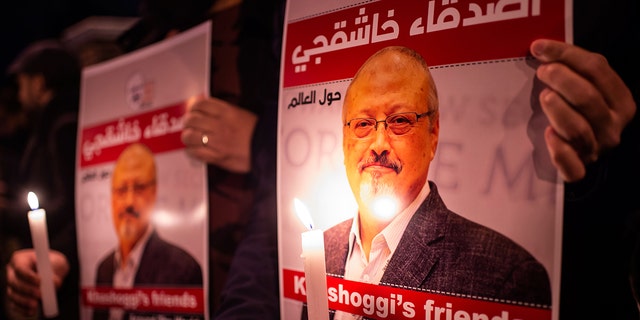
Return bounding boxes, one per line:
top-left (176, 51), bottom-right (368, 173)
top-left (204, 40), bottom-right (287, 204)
top-left (294, 198), bottom-right (329, 320)
top-left (27, 192), bottom-right (59, 318)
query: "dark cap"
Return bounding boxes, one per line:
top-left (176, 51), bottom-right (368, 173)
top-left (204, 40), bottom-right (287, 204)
top-left (8, 39), bottom-right (81, 92)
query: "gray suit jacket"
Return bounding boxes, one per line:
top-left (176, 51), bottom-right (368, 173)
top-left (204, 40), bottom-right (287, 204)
top-left (324, 181), bottom-right (551, 306)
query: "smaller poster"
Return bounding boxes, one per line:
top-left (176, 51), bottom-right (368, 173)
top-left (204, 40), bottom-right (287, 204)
top-left (75, 22), bottom-right (211, 319)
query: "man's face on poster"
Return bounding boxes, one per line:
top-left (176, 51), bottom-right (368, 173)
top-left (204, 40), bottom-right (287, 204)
top-left (111, 144), bottom-right (157, 248)
top-left (342, 48), bottom-right (439, 215)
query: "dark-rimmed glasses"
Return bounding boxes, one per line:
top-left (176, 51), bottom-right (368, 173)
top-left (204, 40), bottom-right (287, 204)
top-left (112, 180), bottom-right (156, 197)
top-left (344, 111), bottom-right (432, 138)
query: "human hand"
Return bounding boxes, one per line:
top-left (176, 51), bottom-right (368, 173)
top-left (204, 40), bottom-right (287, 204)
top-left (181, 97), bottom-right (258, 173)
top-left (5, 249), bottom-right (69, 317)
top-left (530, 39), bottom-right (637, 182)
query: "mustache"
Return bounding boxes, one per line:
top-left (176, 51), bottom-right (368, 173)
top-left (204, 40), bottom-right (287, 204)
top-left (358, 152), bottom-right (401, 174)
top-left (120, 206), bottom-right (140, 218)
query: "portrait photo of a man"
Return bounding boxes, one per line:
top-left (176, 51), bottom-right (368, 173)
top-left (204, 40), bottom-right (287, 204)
top-left (322, 46), bottom-right (551, 317)
top-left (93, 142), bottom-right (203, 320)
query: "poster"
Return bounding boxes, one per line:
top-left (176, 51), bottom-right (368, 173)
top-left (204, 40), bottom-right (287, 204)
top-left (75, 22), bottom-right (211, 319)
top-left (277, 1), bottom-right (570, 319)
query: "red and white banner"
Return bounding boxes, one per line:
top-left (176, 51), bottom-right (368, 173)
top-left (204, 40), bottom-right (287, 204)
top-left (79, 102), bottom-right (188, 168)
top-left (282, 269), bottom-right (551, 320)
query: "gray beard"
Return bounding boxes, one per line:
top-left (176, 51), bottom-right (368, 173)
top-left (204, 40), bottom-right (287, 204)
top-left (118, 221), bottom-right (138, 243)
top-left (360, 178), bottom-right (394, 210)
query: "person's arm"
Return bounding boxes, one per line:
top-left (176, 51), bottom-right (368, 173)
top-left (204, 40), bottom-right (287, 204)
top-left (213, 104), bottom-right (280, 319)
top-left (213, 190), bottom-right (280, 319)
top-left (529, 39), bottom-right (637, 182)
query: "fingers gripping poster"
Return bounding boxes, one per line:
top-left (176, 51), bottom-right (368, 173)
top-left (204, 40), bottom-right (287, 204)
top-left (277, 1), bottom-right (569, 320)
top-left (76, 23), bottom-right (211, 319)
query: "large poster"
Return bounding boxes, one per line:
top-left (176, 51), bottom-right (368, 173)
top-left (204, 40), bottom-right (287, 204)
top-left (75, 22), bottom-right (211, 319)
top-left (278, 1), bottom-right (569, 320)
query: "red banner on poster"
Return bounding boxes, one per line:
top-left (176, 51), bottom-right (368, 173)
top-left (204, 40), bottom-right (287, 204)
top-left (283, 269), bottom-right (551, 320)
top-left (79, 102), bottom-right (187, 167)
top-left (282, 0), bottom-right (564, 87)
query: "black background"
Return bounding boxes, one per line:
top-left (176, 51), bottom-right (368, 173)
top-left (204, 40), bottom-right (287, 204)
top-left (0, 0), bottom-right (140, 83)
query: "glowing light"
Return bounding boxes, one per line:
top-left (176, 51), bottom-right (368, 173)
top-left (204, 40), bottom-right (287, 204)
top-left (294, 197), bottom-right (329, 320)
top-left (371, 196), bottom-right (398, 221)
top-left (28, 191), bottom-right (39, 210)
top-left (26, 191), bottom-right (58, 317)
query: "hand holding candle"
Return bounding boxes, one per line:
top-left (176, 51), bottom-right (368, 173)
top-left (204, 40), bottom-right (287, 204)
top-left (294, 198), bottom-right (329, 320)
top-left (27, 191), bottom-right (59, 318)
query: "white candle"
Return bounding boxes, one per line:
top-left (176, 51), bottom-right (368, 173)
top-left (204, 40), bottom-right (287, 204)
top-left (27, 192), bottom-right (59, 318)
top-left (294, 198), bottom-right (329, 320)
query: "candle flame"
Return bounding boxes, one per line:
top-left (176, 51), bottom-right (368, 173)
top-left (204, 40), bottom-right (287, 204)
top-left (27, 192), bottom-right (39, 210)
top-left (294, 198), bottom-right (314, 230)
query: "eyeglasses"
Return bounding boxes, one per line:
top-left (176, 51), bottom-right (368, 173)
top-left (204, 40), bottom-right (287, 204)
top-left (112, 180), bottom-right (156, 197)
top-left (344, 111), bottom-right (433, 138)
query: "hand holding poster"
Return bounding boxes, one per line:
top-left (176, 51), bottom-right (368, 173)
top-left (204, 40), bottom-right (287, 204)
top-left (76, 22), bottom-right (211, 319)
top-left (278, 1), bottom-right (569, 319)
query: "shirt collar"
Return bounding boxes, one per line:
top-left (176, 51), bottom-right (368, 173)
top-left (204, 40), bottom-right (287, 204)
top-left (348, 180), bottom-right (431, 255)
top-left (114, 225), bottom-right (154, 270)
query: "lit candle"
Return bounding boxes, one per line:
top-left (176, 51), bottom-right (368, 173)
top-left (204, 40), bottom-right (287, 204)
top-left (27, 192), bottom-right (59, 318)
top-left (294, 198), bottom-right (329, 320)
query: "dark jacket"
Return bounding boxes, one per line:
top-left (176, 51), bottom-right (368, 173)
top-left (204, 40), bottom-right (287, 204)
top-left (325, 181), bottom-right (551, 306)
top-left (1, 85), bottom-right (80, 320)
top-left (93, 230), bottom-right (203, 319)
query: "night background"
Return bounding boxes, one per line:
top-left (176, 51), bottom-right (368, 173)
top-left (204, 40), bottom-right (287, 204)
top-left (0, 0), bottom-right (141, 81)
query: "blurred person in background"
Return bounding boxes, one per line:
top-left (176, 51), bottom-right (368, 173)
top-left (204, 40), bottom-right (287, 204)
top-left (2, 39), bottom-right (81, 320)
